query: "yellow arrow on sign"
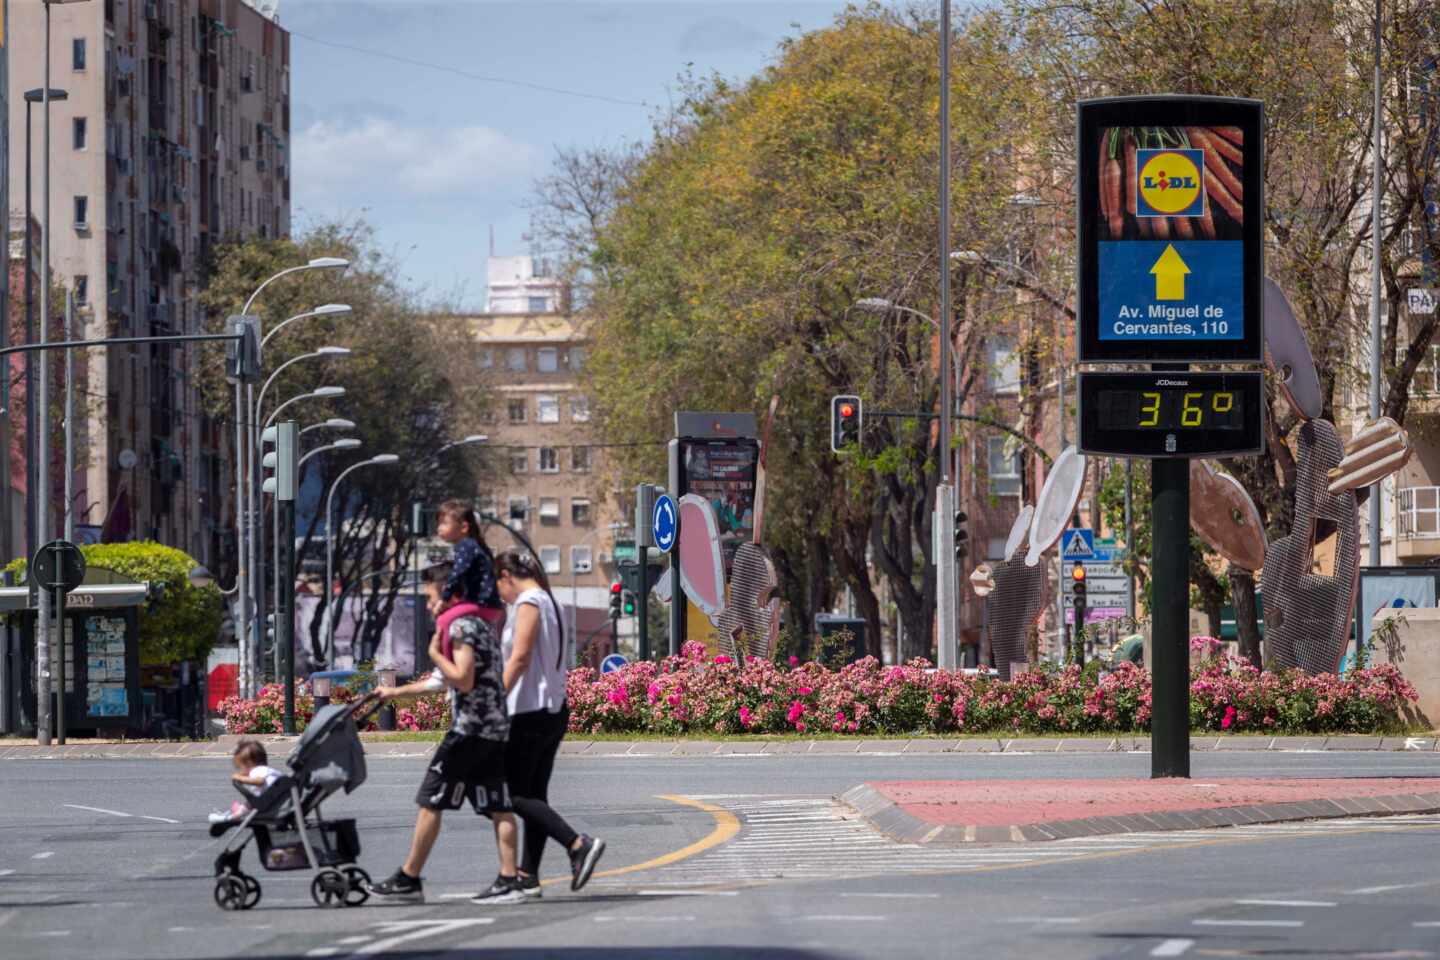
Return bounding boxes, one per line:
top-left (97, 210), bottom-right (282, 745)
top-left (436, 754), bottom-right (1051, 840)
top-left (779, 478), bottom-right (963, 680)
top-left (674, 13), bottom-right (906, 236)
top-left (1150, 243), bottom-right (1191, 301)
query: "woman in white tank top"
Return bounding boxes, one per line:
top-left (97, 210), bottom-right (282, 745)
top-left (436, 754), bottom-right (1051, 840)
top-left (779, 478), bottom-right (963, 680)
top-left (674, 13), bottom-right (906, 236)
top-left (494, 550), bottom-right (606, 894)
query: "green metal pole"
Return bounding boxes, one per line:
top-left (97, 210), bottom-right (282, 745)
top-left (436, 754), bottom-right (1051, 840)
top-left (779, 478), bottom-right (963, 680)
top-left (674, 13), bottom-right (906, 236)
top-left (637, 544), bottom-right (650, 661)
top-left (1150, 455), bottom-right (1190, 778)
top-left (280, 498), bottom-right (295, 735)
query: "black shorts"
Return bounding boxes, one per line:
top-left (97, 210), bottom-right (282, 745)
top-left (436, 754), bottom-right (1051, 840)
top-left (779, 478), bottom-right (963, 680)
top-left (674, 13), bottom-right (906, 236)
top-left (415, 732), bottom-right (512, 814)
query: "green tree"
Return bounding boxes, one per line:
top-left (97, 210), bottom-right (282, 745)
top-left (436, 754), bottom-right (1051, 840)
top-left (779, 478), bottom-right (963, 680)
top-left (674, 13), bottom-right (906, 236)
top-left (198, 219), bottom-right (493, 663)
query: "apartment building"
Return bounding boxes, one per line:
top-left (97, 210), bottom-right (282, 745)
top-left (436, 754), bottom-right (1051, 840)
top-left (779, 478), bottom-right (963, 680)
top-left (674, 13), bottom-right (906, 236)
top-left (7, 0), bottom-right (291, 572)
top-left (457, 257), bottom-right (619, 643)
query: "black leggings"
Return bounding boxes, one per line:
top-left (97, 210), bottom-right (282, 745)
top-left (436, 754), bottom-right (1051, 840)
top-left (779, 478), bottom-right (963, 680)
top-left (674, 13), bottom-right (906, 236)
top-left (505, 706), bottom-right (578, 876)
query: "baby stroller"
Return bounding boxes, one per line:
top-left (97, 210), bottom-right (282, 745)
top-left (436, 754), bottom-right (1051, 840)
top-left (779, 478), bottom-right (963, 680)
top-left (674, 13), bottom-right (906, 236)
top-left (211, 693), bottom-right (382, 910)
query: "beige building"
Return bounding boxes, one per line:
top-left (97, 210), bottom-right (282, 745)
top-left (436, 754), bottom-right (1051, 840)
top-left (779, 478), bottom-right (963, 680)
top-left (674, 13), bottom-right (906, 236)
top-left (7, 0), bottom-right (291, 570)
top-left (459, 281), bottom-right (621, 648)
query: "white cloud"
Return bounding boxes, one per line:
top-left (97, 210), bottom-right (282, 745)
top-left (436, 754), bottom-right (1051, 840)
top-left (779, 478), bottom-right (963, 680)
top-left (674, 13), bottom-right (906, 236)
top-left (292, 116), bottom-right (542, 201)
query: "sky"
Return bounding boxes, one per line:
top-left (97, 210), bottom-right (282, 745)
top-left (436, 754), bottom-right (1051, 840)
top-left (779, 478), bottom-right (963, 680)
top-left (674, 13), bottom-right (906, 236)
top-left (281, 1), bottom-right (855, 307)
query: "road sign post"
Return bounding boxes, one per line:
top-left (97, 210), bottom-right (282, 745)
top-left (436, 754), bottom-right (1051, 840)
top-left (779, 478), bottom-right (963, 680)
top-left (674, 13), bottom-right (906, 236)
top-left (33, 540), bottom-right (85, 745)
top-left (1077, 96), bottom-right (1265, 779)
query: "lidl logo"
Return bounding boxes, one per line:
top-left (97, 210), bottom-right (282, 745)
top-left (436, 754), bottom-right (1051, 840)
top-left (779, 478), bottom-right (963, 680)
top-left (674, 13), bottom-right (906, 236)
top-left (1136, 148), bottom-right (1205, 218)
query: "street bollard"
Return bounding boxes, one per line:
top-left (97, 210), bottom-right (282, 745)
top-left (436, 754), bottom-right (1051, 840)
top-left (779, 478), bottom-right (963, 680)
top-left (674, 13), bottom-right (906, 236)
top-left (312, 675), bottom-right (332, 711)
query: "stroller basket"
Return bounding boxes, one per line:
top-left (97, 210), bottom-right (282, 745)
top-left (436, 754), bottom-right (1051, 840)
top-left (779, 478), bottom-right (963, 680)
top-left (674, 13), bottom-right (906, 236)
top-left (255, 818), bottom-right (361, 871)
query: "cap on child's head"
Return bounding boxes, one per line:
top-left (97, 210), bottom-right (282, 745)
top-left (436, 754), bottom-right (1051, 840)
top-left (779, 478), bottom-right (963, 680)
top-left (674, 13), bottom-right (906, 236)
top-left (234, 738), bottom-right (267, 768)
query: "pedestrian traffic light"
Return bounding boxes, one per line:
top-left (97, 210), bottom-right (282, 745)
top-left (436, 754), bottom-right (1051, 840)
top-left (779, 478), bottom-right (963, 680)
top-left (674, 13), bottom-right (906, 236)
top-left (608, 582), bottom-right (623, 620)
top-left (830, 394), bottom-right (862, 452)
top-left (954, 510), bottom-right (969, 560)
top-left (622, 590), bottom-right (637, 617)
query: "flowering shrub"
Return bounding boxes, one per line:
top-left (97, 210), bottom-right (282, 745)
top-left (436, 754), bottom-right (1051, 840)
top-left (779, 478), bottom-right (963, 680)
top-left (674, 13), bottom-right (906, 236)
top-left (218, 681), bottom-right (448, 734)
top-left (218, 643), bottom-right (1418, 737)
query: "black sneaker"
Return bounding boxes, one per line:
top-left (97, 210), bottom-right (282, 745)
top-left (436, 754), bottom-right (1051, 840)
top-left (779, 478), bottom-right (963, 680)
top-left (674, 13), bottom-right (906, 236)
top-left (569, 835), bottom-right (606, 891)
top-left (470, 874), bottom-right (527, 905)
top-left (367, 869), bottom-right (424, 903)
top-left (516, 874), bottom-right (543, 899)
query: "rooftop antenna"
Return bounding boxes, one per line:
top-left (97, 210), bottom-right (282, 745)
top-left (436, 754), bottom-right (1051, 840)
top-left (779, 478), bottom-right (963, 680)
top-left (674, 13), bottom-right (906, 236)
top-left (489, 225), bottom-right (495, 256)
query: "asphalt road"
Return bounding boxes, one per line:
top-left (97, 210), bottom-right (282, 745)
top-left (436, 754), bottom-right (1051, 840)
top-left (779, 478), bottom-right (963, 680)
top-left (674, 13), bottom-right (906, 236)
top-left (2, 750), bottom-right (1438, 959)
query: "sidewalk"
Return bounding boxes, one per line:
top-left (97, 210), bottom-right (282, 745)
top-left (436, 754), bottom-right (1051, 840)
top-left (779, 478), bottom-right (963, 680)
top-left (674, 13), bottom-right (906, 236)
top-left (843, 777), bottom-right (1440, 844)
top-left (1, 733), bottom-right (1438, 760)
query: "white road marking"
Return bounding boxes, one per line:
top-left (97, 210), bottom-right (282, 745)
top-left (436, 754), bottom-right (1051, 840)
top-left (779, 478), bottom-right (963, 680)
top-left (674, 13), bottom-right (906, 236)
top-left (350, 919), bottom-right (494, 957)
top-left (336, 936), bottom-right (373, 944)
top-left (1413, 922), bottom-right (1440, 928)
top-left (1234, 899), bottom-right (1336, 907)
top-left (840, 892), bottom-right (941, 899)
top-left (64, 803), bottom-right (132, 818)
top-left (141, 815), bottom-right (181, 824)
top-left (304, 950), bottom-right (338, 958)
top-left (1150, 939), bottom-right (1195, 957)
top-left (1193, 919), bottom-right (1304, 928)
top-left (637, 889), bottom-right (739, 897)
top-left (593, 915), bottom-right (698, 923)
top-left (1348, 882), bottom-right (1429, 895)
top-left (0, 869), bottom-right (14, 877)
top-left (799, 915), bottom-right (887, 922)
top-left (1000, 917), bottom-right (1082, 925)
top-left (31, 930), bottom-right (71, 937)
top-left (31, 851), bottom-right (53, 860)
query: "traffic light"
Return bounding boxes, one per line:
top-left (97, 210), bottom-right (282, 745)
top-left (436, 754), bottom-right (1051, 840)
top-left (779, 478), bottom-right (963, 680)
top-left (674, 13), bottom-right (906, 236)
top-left (622, 590), bottom-right (637, 617)
top-left (954, 510), bottom-right (969, 560)
top-left (225, 314), bottom-right (262, 383)
top-left (1070, 561), bottom-right (1088, 666)
top-left (261, 421), bottom-right (298, 502)
top-left (1070, 561), bottom-right (1087, 601)
top-left (608, 582), bottom-right (623, 620)
top-left (830, 394), bottom-right (862, 452)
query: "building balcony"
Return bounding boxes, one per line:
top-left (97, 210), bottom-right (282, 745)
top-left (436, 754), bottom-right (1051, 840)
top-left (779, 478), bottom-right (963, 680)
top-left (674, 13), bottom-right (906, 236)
top-left (1399, 485), bottom-right (1440, 560)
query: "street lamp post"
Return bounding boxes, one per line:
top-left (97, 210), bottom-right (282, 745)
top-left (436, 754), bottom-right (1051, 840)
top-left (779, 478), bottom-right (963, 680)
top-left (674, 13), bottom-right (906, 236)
top-left (323, 454), bottom-right (399, 665)
top-left (35, 2), bottom-right (91, 744)
top-left (235, 258), bottom-right (348, 696)
top-left (260, 304), bottom-right (352, 350)
top-left (300, 418), bottom-right (355, 438)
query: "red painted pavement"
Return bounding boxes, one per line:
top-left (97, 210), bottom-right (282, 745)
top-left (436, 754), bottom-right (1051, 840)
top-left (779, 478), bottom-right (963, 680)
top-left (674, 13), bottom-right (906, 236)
top-left (868, 778), bottom-right (1440, 827)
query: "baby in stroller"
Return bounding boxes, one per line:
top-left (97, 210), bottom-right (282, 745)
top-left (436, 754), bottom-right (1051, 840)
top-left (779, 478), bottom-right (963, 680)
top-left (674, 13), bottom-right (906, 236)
top-left (210, 694), bottom-right (383, 910)
top-left (209, 740), bottom-right (280, 823)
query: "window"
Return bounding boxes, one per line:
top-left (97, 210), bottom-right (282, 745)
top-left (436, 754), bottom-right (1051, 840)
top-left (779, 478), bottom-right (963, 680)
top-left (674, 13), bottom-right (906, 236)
top-left (571, 446), bottom-right (591, 472)
top-left (73, 38), bottom-right (87, 71)
top-left (506, 347), bottom-right (527, 371)
top-left (568, 347), bottom-right (586, 371)
top-left (538, 497), bottom-right (561, 525)
top-left (539, 546), bottom-right (561, 575)
top-left (478, 348), bottom-right (493, 369)
top-left (528, 296), bottom-right (550, 313)
top-left (507, 497), bottom-right (529, 522)
top-left (536, 394), bottom-right (560, 424)
top-left (73, 117), bottom-right (87, 150)
top-left (570, 544), bottom-right (593, 573)
top-left (507, 398), bottom-right (527, 423)
top-left (987, 336), bottom-right (1020, 395)
top-left (987, 437), bottom-right (1022, 496)
top-left (509, 447), bottom-right (528, 473)
top-left (73, 195), bottom-right (89, 228)
top-left (74, 276), bottom-right (89, 305)
top-left (571, 498), bottom-right (591, 526)
top-left (538, 447), bottom-right (560, 473)
top-left (479, 496), bottom-right (499, 520)
top-left (570, 395), bottom-right (590, 422)
top-left (537, 347), bottom-right (558, 373)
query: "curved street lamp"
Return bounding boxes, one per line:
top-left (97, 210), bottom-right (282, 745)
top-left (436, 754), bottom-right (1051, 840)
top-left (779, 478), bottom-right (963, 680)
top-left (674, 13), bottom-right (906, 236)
top-left (261, 303), bottom-right (352, 349)
top-left (323, 454), bottom-right (400, 661)
top-left (299, 437), bottom-right (362, 471)
top-left (301, 417), bottom-right (356, 437)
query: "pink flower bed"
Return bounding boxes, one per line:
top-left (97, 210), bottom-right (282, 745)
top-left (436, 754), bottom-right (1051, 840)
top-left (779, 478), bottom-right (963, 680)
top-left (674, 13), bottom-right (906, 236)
top-left (219, 643), bottom-right (1418, 737)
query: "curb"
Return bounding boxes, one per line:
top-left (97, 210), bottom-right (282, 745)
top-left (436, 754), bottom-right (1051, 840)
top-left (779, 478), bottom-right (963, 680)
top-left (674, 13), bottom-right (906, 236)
top-left (2, 734), bottom-right (1438, 760)
top-left (838, 782), bottom-right (1440, 844)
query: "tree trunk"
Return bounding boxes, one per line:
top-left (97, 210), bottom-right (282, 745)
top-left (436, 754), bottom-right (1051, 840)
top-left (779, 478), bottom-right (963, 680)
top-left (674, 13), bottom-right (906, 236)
top-left (1231, 566), bottom-right (1262, 669)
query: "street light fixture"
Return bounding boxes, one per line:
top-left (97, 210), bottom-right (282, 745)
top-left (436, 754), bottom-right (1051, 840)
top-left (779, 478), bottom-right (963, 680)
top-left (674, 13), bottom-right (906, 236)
top-left (323, 454), bottom-right (400, 662)
top-left (299, 438), bottom-right (362, 470)
top-left (301, 418), bottom-right (356, 437)
top-left (261, 303), bottom-right (353, 349)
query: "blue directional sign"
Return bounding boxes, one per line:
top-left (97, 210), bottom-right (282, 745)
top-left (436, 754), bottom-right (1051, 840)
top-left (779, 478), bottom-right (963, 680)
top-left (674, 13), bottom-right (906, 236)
top-left (651, 494), bottom-right (677, 554)
top-left (600, 653), bottom-right (629, 674)
top-left (1098, 240), bottom-right (1243, 341)
top-left (1060, 528), bottom-right (1096, 561)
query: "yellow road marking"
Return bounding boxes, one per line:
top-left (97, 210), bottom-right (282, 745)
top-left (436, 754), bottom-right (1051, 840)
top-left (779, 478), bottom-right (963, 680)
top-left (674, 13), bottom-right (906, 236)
top-left (540, 793), bottom-right (741, 887)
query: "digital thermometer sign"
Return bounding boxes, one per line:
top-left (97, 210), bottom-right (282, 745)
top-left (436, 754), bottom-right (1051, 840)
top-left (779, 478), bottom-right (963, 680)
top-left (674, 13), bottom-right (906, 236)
top-left (1078, 371), bottom-right (1264, 458)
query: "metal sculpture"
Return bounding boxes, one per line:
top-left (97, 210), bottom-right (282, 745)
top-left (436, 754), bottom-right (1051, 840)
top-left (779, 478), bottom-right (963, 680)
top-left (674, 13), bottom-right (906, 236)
top-left (969, 447), bottom-right (1088, 678)
top-left (1191, 279), bottom-right (1412, 673)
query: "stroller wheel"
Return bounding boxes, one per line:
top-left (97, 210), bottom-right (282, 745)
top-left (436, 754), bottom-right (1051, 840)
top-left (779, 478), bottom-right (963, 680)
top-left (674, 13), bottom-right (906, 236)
top-left (310, 868), bottom-right (348, 908)
top-left (213, 875), bottom-right (247, 911)
top-left (342, 866), bottom-right (371, 907)
top-left (240, 874), bottom-right (262, 910)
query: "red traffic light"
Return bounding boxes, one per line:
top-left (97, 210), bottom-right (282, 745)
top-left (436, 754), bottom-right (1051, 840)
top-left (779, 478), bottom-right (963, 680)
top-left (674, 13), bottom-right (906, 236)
top-left (610, 582), bottom-right (623, 594)
top-left (839, 403), bottom-right (855, 419)
top-left (1071, 563), bottom-right (1086, 581)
